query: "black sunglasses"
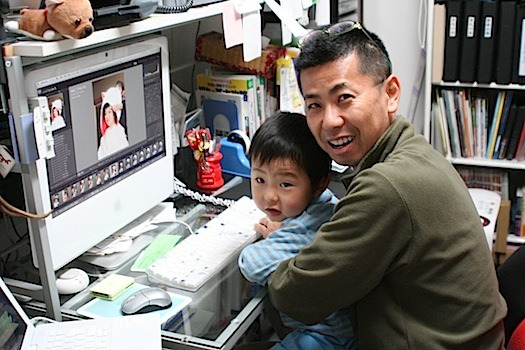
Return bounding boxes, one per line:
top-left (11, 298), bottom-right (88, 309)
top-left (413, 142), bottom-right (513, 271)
top-left (299, 21), bottom-right (392, 72)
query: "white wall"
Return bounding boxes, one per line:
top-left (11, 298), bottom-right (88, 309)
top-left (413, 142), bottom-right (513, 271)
top-left (363, 0), bottom-right (428, 134)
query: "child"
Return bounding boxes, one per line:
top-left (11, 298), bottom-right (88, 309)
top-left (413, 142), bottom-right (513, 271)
top-left (238, 112), bottom-right (356, 350)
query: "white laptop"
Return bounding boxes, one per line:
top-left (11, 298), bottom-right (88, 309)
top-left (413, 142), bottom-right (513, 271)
top-left (0, 277), bottom-right (162, 350)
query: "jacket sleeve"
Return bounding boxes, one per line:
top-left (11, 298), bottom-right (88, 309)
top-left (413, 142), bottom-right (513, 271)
top-left (268, 169), bottom-right (413, 325)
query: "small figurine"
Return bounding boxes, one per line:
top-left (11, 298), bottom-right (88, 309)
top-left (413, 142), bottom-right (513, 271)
top-left (185, 128), bottom-right (224, 190)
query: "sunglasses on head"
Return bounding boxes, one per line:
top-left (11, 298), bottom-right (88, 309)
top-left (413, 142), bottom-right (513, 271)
top-left (299, 21), bottom-right (392, 72)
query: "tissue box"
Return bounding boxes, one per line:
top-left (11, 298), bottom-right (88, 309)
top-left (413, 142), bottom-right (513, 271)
top-left (195, 31), bottom-right (286, 79)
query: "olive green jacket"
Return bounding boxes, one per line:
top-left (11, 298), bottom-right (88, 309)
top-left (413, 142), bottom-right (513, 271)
top-left (268, 116), bottom-right (506, 349)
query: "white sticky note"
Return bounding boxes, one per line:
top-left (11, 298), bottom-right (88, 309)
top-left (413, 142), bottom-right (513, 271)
top-left (289, 0), bottom-right (303, 21)
top-left (265, 0), bottom-right (308, 39)
top-left (315, 0), bottom-right (330, 26)
top-left (223, 1), bottom-right (243, 48)
top-left (281, 0), bottom-right (292, 45)
top-left (242, 10), bottom-right (262, 62)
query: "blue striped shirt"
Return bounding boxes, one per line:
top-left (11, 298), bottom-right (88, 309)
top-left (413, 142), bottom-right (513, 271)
top-left (238, 189), bottom-right (356, 348)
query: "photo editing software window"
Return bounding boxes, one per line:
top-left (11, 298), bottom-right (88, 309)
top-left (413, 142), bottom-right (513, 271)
top-left (37, 52), bottom-right (165, 217)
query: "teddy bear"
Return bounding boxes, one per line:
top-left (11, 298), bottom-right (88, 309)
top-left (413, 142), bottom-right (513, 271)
top-left (5, 0), bottom-right (94, 41)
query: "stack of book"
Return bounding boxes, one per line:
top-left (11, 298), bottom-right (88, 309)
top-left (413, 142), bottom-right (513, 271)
top-left (433, 88), bottom-right (525, 161)
top-left (195, 72), bottom-right (277, 139)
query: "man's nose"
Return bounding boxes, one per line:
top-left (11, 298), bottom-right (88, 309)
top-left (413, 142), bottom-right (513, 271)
top-left (323, 105), bottom-right (345, 129)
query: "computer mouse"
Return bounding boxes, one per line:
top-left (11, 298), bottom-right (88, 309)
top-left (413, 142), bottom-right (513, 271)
top-left (121, 287), bottom-right (172, 315)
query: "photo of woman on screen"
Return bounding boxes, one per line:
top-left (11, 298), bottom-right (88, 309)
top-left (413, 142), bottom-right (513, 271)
top-left (97, 102), bottom-right (129, 159)
top-left (50, 97), bottom-right (66, 131)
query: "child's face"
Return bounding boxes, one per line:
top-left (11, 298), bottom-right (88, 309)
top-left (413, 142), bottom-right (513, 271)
top-left (251, 157), bottom-right (315, 222)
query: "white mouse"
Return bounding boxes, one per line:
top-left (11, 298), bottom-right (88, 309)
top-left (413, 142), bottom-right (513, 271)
top-left (56, 268), bottom-right (89, 294)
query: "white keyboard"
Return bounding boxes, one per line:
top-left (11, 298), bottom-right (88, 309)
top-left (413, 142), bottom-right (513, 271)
top-left (146, 196), bottom-right (265, 291)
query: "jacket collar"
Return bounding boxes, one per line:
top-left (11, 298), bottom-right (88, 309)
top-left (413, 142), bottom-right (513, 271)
top-left (341, 116), bottom-right (412, 188)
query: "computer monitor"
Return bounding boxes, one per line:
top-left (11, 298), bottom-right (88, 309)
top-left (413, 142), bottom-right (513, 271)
top-left (22, 35), bottom-right (173, 271)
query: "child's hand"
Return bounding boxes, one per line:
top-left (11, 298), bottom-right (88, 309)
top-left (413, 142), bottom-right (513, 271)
top-left (254, 217), bottom-right (282, 238)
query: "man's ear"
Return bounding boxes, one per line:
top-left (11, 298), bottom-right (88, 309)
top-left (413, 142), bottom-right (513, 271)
top-left (385, 74), bottom-right (401, 115)
top-left (314, 174), bottom-right (331, 197)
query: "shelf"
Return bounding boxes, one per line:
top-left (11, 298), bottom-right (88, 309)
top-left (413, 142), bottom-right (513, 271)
top-left (3, 1), bottom-right (227, 58)
top-left (448, 157), bottom-right (525, 170)
top-left (433, 81), bottom-right (525, 91)
top-left (507, 235), bottom-right (525, 245)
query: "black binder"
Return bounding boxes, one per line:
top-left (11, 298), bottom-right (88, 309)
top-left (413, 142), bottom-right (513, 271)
top-left (512, 1), bottom-right (525, 84)
top-left (459, 0), bottom-right (482, 83)
top-left (506, 105), bottom-right (525, 159)
top-left (495, 0), bottom-right (518, 85)
top-left (443, 0), bottom-right (464, 82)
top-left (477, 0), bottom-right (498, 84)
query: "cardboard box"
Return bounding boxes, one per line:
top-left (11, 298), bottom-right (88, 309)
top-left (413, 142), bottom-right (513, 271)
top-left (195, 31), bottom-right (286, 79)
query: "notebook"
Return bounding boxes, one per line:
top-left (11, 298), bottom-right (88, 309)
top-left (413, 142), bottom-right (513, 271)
top-left (0, 277), bottom-right (162, 350)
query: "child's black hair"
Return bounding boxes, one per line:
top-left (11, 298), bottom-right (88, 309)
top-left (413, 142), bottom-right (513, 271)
top-left (249, 111), bottom-right (331, 189)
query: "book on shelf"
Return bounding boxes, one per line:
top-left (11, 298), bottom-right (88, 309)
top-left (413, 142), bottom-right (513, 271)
top-left (492, 91), bottom-right (514, 159)
top-left (195, 73), bottom-right (259, 139)
top-left (486, 91), bottom-right (507, 159)
top-left (432, 2), bottom-right (447, 83)
top-left (433, 94), bottom-right (452, 157)
top-left (506, 105), bottom-right (525, 160)
top-left (441, 89), bottom-right (462, 157)
top-left (516, 122), bottom-right (525, 160)
top-left (497, 103), bottom-right (519, 159)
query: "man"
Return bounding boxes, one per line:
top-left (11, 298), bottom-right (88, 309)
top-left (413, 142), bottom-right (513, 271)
top-left (267, 22), bottom-right (507, 349)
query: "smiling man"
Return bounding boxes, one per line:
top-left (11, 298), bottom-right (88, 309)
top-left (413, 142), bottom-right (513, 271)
top-left (267, 22), bottom-right (507, 349)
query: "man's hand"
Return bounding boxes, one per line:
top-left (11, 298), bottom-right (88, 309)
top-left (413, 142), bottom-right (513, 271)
top-left (254, 217), bottom-right (282, 238)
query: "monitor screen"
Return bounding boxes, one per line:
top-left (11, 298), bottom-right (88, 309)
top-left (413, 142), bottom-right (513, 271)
top-left (22, 35), bottom-right (174, 270)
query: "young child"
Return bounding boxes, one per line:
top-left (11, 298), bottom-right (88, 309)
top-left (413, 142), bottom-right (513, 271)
top-left (238, 112), bottom-right (356, 350)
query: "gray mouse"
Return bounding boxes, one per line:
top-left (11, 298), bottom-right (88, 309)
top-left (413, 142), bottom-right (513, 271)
top-left (121, 287), bottom-right (172, 315)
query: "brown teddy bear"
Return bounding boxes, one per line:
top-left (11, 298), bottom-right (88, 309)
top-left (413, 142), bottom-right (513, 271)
top-left (5, 0), bottom-right (94, 40)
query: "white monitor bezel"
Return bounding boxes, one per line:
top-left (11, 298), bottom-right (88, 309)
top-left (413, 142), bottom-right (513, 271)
top-left (23, 35), bottom-right (173, 271)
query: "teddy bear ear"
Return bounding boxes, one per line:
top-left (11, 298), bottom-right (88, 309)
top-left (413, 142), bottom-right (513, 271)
top-left (45, 0), bottom-right (64, 8)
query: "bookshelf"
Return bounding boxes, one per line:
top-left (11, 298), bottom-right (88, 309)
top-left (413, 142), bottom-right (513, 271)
top-left (424, 0), bottom-right (525, 246)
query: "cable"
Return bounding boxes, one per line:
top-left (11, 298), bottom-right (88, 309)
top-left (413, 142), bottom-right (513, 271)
top-left (0, 195), bottom-right (52, 219)
top-left (173, 180), bottom-right (235, 208)
top-left (172, 218), bottom-right (195, 235)
top-left (155, 0), bottom-right (193, 14)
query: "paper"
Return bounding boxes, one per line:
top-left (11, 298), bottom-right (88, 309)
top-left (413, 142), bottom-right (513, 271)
top-left (222, 1), bottom-right (243, 48)
top-left (280, 0), bottom-right (292, 45)
top-left (242, 9), bottom-right (262, 62)
top-left (130, 234), bottom-right (182, 272)
top-left (315, 0), bottom-right (330, 26)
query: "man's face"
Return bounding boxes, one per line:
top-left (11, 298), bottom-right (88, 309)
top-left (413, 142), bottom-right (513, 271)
top-left (301, 53), bottom-right (399, 167)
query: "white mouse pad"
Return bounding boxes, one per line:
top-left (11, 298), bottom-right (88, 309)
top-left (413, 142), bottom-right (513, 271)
top-left (77, 283), bottom-right (192, 328)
